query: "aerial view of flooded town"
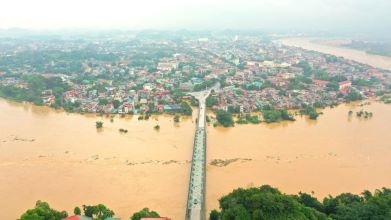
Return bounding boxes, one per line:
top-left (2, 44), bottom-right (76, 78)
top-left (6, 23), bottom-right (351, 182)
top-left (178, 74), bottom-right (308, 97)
top-left (1, 1), bottom-right (391, 220)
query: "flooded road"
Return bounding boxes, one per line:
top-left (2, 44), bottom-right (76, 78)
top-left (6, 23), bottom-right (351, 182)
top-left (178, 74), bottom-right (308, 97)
top-left (1, 98), bottom-right (391, 219)
top-left (281, 38), bottom-right (391, 71)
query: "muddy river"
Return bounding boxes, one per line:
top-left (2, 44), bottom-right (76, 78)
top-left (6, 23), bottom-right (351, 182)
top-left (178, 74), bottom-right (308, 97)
top-left (1, 98), bottom-right (391, 219)
top-left (281, 38), bottom-right (391, 71)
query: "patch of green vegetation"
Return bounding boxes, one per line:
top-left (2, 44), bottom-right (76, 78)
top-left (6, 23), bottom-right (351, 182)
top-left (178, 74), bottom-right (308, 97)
top-left (181, 101), bottom-right (193, 116)
top-left (0, 85), bottom-right (43, 105)
top-left (206, 115), bottom-right (211, 123)
top-left (119, 128), bottom-right (128, 133)
top-left (216, 110), bottom-right (234, 127)
top-left (381, 94), bottom-right (391, 104)
top-left (190, 96), bottom-right (199, 106)
top-left (211, 185), bottom-right (391, 220)
top-left (82, 204), bottom-right (115, 219)
top-left (300, 106), bottom-right (320, 120)
top-left (95, 121), bottom-right (103, 128)
top-left (356, 110), bottom-right (373, 118)
top-left (206, 96), bottom-right (218, 107)
top-left (236, 114), bottom-right (261, 124)
top-left (262, 109), bottom-right (295, 123)
top-left (345, 90), bottom-right (364, 101)
top-left (131, 208), bottom-right (160, 220)
top-left (174, 115), bottom-right (180, 123)
top-left (19, 201), bottom-right (68, 220)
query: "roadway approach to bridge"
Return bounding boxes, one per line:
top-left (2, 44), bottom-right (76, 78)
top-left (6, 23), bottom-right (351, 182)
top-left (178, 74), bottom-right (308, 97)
top-left (185, 84), bottom-right (219, 220)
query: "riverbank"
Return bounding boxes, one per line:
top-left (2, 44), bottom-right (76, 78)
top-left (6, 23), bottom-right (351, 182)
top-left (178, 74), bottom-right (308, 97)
top-left (280, 38), bottom-right (391, 71)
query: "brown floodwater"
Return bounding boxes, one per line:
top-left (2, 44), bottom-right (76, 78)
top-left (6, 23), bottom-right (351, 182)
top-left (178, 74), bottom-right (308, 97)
top-left (1, 98), bottom-right (391, 219)
top-left (206, 101), bottom-right (391, 214)
top-left (280, 38), bottom-right (391, 71)
top-left (0, 99), bottom-right (195, 220)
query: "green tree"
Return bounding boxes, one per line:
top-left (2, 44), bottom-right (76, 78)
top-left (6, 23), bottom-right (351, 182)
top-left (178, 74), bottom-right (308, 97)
top-left (206, 96), bottom-right (218, 108)
top-left (19, 200), bottom-right (68, 220)
top-left (213, 185), bottom-right (391, 220)
top-left (113, 100), bottom-right (122, 109)
top-left (210, 209), bottom-right (220, 220)
top-left (297, 192), bottom-right (324, 212)
top-left (99, 98), bottom-right (109, 105)
top-left (345, 90), bottom-right (363, 101)
top-left (218, 185), bottom-right (322, 220)
top-left (82, 204), bottom-right (114, 219)
top-left (262, 109), bottom-right (295, 123)
top-left (295, 61), bottom-right (312, 75)
top-left (181, 101), bottom-right (193, 116)
top-left (130, 208), bottom-right (160, 220)
top-left (25, 75), bottom-right (46, 92)
top-left (300, 107), bottom-right (319, 120)
top-left (314, 69), bottom-right (330, 81)
top-left (326, 81), bottom-right (339, 91)
top-left (96, 121), bottom-right (103, 128)
top-left (74, 206), bottom-right (81, 215)
top-left (174, 115), bottom-right (180, 123)
top-left (216, 110), bottom-right (234, 127)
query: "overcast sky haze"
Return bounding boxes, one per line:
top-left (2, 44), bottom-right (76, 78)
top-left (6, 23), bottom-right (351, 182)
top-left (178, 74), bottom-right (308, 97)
top-left (0, 0), bottom-right (390, 34)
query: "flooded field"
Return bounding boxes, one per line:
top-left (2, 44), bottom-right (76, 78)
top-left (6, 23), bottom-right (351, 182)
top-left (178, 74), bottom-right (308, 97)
top-left (1, 98), bottom-right (391, 219)
top-left (281, 38), bottom-right (391, 71)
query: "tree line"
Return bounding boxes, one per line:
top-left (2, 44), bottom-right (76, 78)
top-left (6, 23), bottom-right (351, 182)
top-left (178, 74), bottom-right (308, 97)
top-left (210, 185), bottom-right (391, 220)
top-left (19, 201), bottom-right (161, 220)
top-left (20, 184), bottom-right (391, 220)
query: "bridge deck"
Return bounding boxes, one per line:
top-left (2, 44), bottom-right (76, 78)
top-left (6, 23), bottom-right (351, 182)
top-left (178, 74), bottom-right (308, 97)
top-left (186, 100), bottom-right (207, 220)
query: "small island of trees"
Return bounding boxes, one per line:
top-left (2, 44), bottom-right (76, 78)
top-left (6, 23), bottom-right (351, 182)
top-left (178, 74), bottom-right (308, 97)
top-left (119, 128), bottom-right (128, 133)
top-left (174, 115), bottom-right (180, 123)
top-left (95, 121), bottom-right (103, 129)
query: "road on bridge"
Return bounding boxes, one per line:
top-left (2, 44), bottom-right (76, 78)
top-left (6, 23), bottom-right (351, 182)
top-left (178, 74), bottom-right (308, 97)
top-left (185, 84), bottom-right (219, 220)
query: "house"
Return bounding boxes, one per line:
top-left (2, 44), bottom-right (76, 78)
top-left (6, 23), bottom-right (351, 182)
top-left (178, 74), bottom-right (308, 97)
top-left (156, 104), bottom-right (164, 112)
top-left (122, 103), bottom-right (133, 114)
top-left (339, 80), bottom-right (352, 90)
top-left (157, 62), bottom-right (177, 72)
top-left (163, 104), bottom-right (181, 112)
top-left (279, 72), bottom-right (295, 79)
top-left (62, 215), bottom-right (92, 220)
top-left (42, 95), bottom-right (56, 105)
top-left (312, 79), bottom-right (329, 88)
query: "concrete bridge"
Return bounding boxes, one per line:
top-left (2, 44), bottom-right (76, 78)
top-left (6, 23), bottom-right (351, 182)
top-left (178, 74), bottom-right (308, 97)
top-left (185, 84), bottom-right (219, 220)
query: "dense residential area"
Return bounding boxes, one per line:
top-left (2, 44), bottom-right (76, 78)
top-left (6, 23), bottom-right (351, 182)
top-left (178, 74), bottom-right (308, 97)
top-left (1, 33), bottom-right (390, 118)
